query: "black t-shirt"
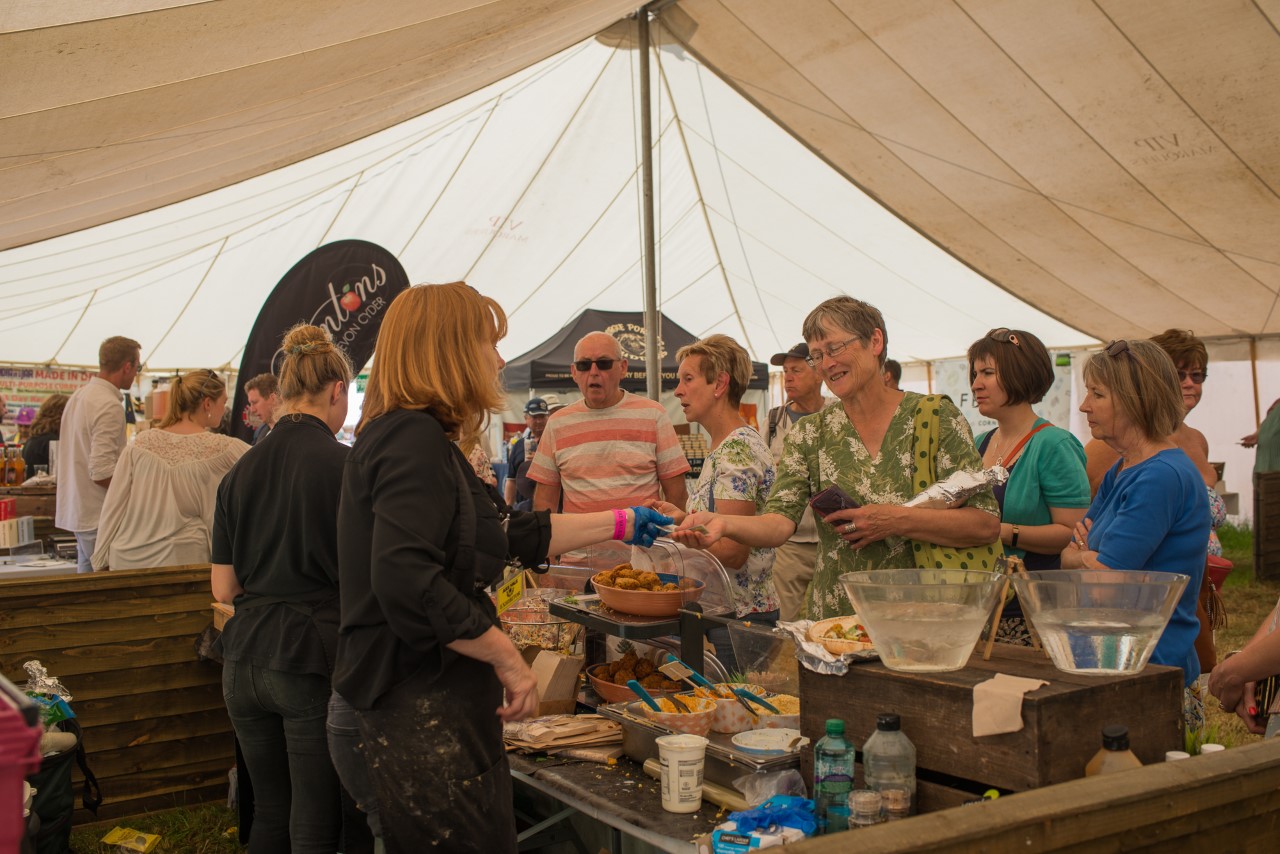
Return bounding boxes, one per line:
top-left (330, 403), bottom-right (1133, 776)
top-left (333, 408), bottom-right (551, 710)
top-left (212, 413), bottom-right (348, 675)
top-left (22, 432), bottom-right (56, 469)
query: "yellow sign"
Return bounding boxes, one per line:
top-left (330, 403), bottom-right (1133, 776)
top-left (494, 571), bottom-right (525, 615)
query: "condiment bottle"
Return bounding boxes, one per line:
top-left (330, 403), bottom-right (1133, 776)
top-left (863, 713), bottom-right (916, 817)
top-left (1085, 724), bottom-right (1142, 776)
top-left (813, 718), bottom-right (854, 834)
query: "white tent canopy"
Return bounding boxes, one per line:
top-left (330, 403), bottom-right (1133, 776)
top-left (0, 1), bottom-right (1275, 372)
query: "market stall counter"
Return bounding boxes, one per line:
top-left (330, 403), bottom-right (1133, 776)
top-left (510, 752), bottom-right (724, 853)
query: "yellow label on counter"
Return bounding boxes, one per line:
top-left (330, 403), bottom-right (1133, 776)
top-left (495, 571), bottom-right (524, 614)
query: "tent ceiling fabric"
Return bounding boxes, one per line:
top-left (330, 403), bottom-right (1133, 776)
top-left (666, 0), bottom-right (1280, 342)
top-left (0, 5), bottom-right (1094, 371)
top-left (0, 0), bottom-right (640, 250)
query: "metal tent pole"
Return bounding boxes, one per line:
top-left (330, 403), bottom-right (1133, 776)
top-left (638, 6), bottom-right (660, 402)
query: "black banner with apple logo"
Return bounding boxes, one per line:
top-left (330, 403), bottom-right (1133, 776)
top-left (230, 240), bottom-right (410, 442)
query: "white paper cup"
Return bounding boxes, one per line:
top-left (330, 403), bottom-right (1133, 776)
top-left (656, 733), bottom-right (708, 813)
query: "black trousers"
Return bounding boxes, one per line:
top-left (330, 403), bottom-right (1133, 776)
top-left (354, 655), bottom-right (514, 853)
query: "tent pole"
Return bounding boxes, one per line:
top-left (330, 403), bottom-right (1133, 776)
top-left (1251, 337), bottom-right (1261, 427)
top-left (638, 5), bottom-right (660, 402)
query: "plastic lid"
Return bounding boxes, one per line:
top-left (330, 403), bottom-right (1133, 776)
top-left (876, 713), bottom-right (901, 732)
top-left (1100, 724), bottom-right (1130, 751)
top-left (825, 719), bottom-right (845, 735)
top-left (1200, 743), bottom-right (1225, 753)
top-left (1164, 751), bottom-right (1191, 761)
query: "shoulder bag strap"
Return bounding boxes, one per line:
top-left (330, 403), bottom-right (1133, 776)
top-left (767, 405), bottom-right (783, 446)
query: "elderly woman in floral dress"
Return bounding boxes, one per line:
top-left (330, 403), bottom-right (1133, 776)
top-left (676, 297), bottom-right (1001, 619)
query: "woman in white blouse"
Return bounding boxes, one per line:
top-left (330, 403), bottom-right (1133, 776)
top-left (92, 370), bottom-right (248, 570)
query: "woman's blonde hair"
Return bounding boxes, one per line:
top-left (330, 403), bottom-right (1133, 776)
top-left (676, 334), bottom-right (753, 407)
top-left (357, 283), bottom-right (508, 438)
top-left (29, 394), bottom-right (69, 439)
top-left (1082, 339), bottom-right (1184, 441)
top-left (276, 324), bottom-right (352, 403)
top-left (160, 369), bottom-right (226, 428)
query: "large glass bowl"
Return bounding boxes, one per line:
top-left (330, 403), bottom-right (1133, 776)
top-left (1011, 570), bottom-right (1189, 675)
top-left (839, 569), bottom-right (1003, 672)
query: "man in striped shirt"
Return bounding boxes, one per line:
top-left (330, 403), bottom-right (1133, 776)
top-left (529, 331), bottom-right (689, 514)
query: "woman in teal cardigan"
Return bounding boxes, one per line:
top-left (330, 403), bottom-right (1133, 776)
top-left (969, 328), bottom-right (1091, 644)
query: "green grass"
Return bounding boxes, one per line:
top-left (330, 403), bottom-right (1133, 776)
top-left (71, 804), bottom-right (240, 853)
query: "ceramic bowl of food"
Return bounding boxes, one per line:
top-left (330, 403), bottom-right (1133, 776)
top-left (639, 696), bottom-right (717, 737)
top-left (690, 683), bottom-right (767, 734)
top-left (749, 693), bottom-right (801, 730)
top-left (592, 568), bottom-right (705, 617)
top-left (586, 662), bottom-right (683, 704)
top-left (808, 616), bottom-right (874, 655)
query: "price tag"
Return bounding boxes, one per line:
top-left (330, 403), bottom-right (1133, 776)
top-left (494, 571), bottom-right (525, 615)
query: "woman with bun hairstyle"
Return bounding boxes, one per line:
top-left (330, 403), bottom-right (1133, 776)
top-left (92, 369), bottom-right (247, 570)
top-left (334, 283), bottom-right (671, 853)
top-left (212, 324), bottom-right (372, 853)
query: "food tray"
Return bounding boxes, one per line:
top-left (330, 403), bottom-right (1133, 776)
top-left (596, 700), bottom-right (801, 788)
top-left (549, 594), bottom-right (686, 639)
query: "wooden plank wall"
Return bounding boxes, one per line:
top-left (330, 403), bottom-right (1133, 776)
top-left (0, 566), bottom-right (231, 823)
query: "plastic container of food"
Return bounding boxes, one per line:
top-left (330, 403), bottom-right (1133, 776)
top-left (498, 588), bottom-right (583, 651)
top-left (748, 693), bottom-right (801, 730)
top-left (643, 696), bottom-right (717, 737)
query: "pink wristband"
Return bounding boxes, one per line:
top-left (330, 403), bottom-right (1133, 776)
top-left (612, 509), bottom-right (628, 541)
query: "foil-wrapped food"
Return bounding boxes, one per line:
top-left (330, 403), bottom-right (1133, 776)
top-left (903, 467), bottom-right (1008, 510)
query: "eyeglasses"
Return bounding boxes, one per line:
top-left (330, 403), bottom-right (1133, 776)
top-left (805, 336), bottom-right (860, 367)
top-left (1104, 339), bottom-right (1130, 358)
top-left (1178, 369), bottom-right (1207, 384)
top-left (573, 358), bottom-right (616, 372)
top-left (988, 328), bottom-right (1020, 347)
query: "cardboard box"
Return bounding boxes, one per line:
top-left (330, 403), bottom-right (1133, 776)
top-left (531, 650), bottom-right (583, 716)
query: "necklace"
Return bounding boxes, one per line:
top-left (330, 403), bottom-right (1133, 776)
top-left (990, 422), bottom-right (1038, 468)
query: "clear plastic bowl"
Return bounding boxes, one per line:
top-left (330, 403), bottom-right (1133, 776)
top-left (839, 569), bottom-right (1004, 672)
top-left (1011, 570), bottom-right (1189, 675)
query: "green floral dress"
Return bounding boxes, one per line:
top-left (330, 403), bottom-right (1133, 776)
top-left (763, 392), bottom-right (1000, 619)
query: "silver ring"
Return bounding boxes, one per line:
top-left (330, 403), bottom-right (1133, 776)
top-left (844, 522), bottom-right (856, 534)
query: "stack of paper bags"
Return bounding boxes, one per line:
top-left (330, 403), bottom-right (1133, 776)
top-left (503, 714), bottom-right (623, 762)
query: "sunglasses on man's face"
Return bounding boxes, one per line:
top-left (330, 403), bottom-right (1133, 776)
top-left (573, 358), bottom-right (616, 372)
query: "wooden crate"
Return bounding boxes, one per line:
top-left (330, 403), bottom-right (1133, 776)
top-left (0, 565), bottom-right (232, 823)
top-left (799, 644), bottom-right (1182, 803)
top-left (1253, 472), bottom-right (1280, 580)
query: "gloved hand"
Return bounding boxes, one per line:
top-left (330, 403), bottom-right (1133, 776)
top-left (625, 506), bottom-right (674, 548)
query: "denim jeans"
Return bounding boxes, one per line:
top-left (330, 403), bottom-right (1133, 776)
top-left (74, 530), bottom-right (96, 574)
top-left (327, 692), bottom-right (382, 841)
top-left (223, 660), bottom-right (341, 854)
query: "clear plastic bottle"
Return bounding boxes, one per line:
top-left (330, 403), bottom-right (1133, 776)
top-left (862, 713), bottom-right (916, 817)
top-left (813, 718), bottom-right (854, 835)
top-left (1084, 724), bottom-right (1143, 776)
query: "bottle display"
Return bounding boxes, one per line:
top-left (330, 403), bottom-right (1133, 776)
top-left (1084, 724), bottom-right (1143, 776)
top-left (862, 713), bottom-right (917, 817)
top-left (813, 718), bottom-right (854, 835)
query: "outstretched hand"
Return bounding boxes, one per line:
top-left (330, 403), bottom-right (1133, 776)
top-left (626, 506), bottom-right (674, 548)
top-left (671, 511), bottom-right (724, 550)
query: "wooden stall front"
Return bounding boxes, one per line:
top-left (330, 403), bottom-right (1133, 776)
top-left (0, 565), bottom-right (231, 823)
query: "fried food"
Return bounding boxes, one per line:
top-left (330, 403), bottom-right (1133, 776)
top-left (593, 564), bottom-right (679, 592)
top-left (615, 577), bottom-right (642, 590)
top-left (634, 659), bottom-right (655, 679)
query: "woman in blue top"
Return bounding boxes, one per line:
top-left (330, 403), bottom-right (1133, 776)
top-left (1065, 339), bottom-right (1208, 707)
top-left (969, 328), bottom-right (1091, 644)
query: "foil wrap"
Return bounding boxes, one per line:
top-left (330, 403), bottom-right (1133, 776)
top-left (23, 659), bottom-right (72, 702)
top-left (903, 466), bottom-right (1008, 510)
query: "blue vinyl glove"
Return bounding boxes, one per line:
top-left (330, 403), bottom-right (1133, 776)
top-left (625, 506), bottom-right (674, 548)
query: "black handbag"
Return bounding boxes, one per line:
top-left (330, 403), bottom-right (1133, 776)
top-left (26, 718), bottom-right (101, 854)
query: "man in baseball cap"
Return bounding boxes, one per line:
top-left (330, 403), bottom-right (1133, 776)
top-left (504, 397), bottom-right (551, 510)
top-left (765, 341), bottom-right (831, 621)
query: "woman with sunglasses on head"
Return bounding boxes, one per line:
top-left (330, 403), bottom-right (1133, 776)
top-left (968, 328), bottom-right (1090, 644)
top-left (676, 296), bottom-right (1002, 620)
top-left (92, 369), bottom-right (248, 570)
top-left (1066, 339), bottom-right (1209, 717)
top-left (334, 284), bottom-right (671, 853)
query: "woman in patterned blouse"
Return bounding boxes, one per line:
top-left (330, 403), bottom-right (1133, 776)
top-left (648, 334), bottom-right (778, 621)
top-left (677, 297), bottom-right (1001, 620)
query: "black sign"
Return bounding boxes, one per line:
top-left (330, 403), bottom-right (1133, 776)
top-left (230, 240), bottom-right (410, 442)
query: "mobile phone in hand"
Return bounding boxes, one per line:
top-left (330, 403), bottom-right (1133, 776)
top-left (809, 485), bottom-right (860, 517)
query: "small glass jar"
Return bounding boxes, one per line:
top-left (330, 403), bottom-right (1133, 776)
top-left (880, 786), bottom-right (912, 820)
top-left (849, 789), bottom-right (884, 827)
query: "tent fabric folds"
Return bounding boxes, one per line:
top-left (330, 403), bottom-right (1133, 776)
top-left (2, 1), bottom-right (1276, 370)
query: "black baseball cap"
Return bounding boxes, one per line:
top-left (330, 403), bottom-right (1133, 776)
top-left (770, 343), bottom-right (810, 366)
top-left (523, 398), bottom-right (549, 416)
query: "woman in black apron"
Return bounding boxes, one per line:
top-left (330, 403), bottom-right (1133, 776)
top-left (333, 283), bottom-right (671, 853)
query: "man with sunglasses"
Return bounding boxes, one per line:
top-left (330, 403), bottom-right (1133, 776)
top-left (529, 331), bottom-right (689, 514)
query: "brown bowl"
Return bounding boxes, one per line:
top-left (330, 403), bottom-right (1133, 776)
top-left (592, 572), bottom-right (705, 617)
top-left (586, 664), bottom-right (681, 704)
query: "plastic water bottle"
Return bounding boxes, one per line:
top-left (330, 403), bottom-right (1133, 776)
top-left (862, 713), bottom-right (916, 818)
top-left (813, 718), bottom-right (854, 834)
